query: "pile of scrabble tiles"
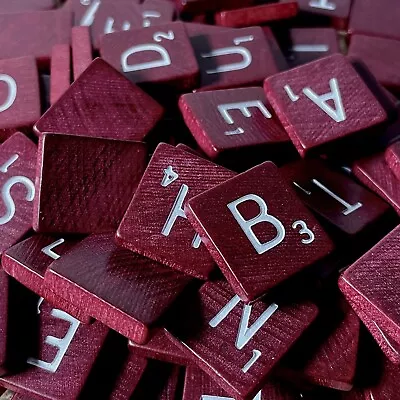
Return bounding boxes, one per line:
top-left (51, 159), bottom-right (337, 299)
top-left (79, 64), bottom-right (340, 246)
top-left (1, 0), bottom-right (400, 399)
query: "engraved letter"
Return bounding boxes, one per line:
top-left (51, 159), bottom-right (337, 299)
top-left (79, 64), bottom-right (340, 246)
top-left (121, 44), bottom-right (171, 72)
top-left (41, 239), bottom-right (65, 260)
top-left (104, 17), bottom-right (131, 34)
top-left (79, 0), bottom-right (101, 26)
top-left (309, 0), bottom-right (336, 11)
top-left (0, 74), bottom-right (17, 113)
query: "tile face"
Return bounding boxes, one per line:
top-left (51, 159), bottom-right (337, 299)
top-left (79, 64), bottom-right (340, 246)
top-left (33, 134), bottom-right (147, 234)
top-left (385, 142), bottom-right (400, 181)
top-left (365, 357), bottom-right (400, 399)
top-left (0, 0), bottom-right (57, 13)
top-left (0, 133), bottom-right (36, 255)
top-left (280, 158), bottom-right (390, 236)
top-left (45, 233), bottom-right (192, 344)
top-left (35, 58), bottom-right (164, 141)
top-left (71, 27), bottom-right (92, 81)
top-left (116, 143), bottom-right (235, 279)
top-left (264, 54), bottom-right (388, 157)
top-left (2, 235), bottom-right (91, 323)
top-left (100, 22), bottom-right (199, 90)
top-left (166, 280), bottom-right (318, 399)
top-left (215, 1), bottom-right (299, 28)
top-left (0, 299), bottom-right (110, 400)
top-left (191, 27), bottom-right (279, 91)
top-left (175, 0), bottom-right (254, 14)
top-left (179, 87), bottom-right (289, 159)
top-left (186, 162), bottom-right (333, 302)
top-left (50, 44), bottom-right (71, 106)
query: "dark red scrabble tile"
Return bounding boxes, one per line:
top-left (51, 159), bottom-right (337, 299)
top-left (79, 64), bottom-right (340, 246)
top-left (35, 58), bottom-right (164, 141)
top-left (353, 152), bottom-right (400, 216)
top-left (365, 358), bottom-right (400, 399)
top-left (349, 0), bottom-right (400, 41)
top-left (184, 22), bottom-right (237, 37)
top-left (0, 0), bottom-right (57, 13)
top-left (100, 22), bottom-right (199, 91)
top-left (179, 87), bottom-right (289, 160)
top-left (0, 57), bottom-right (40, 135)
top-left (280, 158), bottom-right (391, 237)
top-left (186, 162), bottom-right (333, 302)
top-left (2, 235), bottom-right (92, 324)
top-left (166, 280), bottom-right (318, 399)
top-left (192, 27), bottom-right (279, 91)
top-left (33, 134), bottom-right (147, 234)
top-left (285, 28), bottom-right (339, 68)
top-left (385, 142), bottom-right (400, 181)
top-left (215, 1), bottom-right (298, 28)
top-left (50, 44), bottom-right (71, 106)
top-left (348, 35), bottom-right (400, 95)
top-left (44, 233), bottom-right (192, 344)
top-left (297, 0), bottom-right (351, 30)
top-left (0, 299), bottom-right (110, 400)
top-left (175, 0), bottom-right (254, 15)
top-left (129, 328), bottom-right (189, 365)
top-left (0, 133), bottom-right (36, 255)
top-left (116, 143), bottom-right (235, 280)
top-left (0, 10), bottom-right (71, 67)
top-left (71, 27), bottom-right (92, 81)
top-left (264, 54), bottom-right (388, 158)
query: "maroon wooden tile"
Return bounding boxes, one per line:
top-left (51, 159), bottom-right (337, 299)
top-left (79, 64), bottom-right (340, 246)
top-left (280, 158), bottom-right (391, 237)
top-left (297, 0), bottom-right (351, 30)
top-left (116, 143), bottom-right (235, 280)
top-left (353, 152), bottom-right (400, 216)
top-left (186, 162), bottom-right (333, 302)
top-left (0, 10), bottom-right (71, 67)
top-left (0, 299), bottom-right (110, 400)
top-left (129, 328), bottom-right (189, 365)
top-left (264, 54), bottom-right (388, 158)
top-left (100, 22), bottom-right (199, 91)
top-left (348, 35), bottom-right (400, 95)
top-left (71, 26), bottom-right (92, 81)
top-left (0, 57), bottom-right (40, 134)
top-left (2, 235), bottom-right (92, 324)
top-left (50, 44), bottom-right (71, 106)
top-left (0, 133), bottom-right (36, 255)
top-left (0, 0), bottom-right (57, 13)
top-left (285, 28), bottom-right (339, 68)
top-left (33, 134), bottom-right (147, 234)
top-left (44, 233), bottom-right (192, 344)
top-left (179, 87), bottom-right (289, 160)
top-left (175, 0), bottom-right (254, 15)
top-left (166, 280), bottom-right (318, 399)
top-left (192, 26), bottom-right (279, 91)
top-left (385, 142), bottom-right (400, 181)
top-left (35, 58), bottom-right (164, 141)
top-left (184, 22), bottom-right (237, 37)
top-left (215, 1), bottom-right (298, 28)
top-left (349, 0), bottom-right (400, 42)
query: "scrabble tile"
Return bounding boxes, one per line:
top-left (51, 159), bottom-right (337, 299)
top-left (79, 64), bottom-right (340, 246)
top-left (33, 134), bottom-right (147, 234)
top-left (385, 142), bottom-right (400, 181)
top-left (262, 26), bottom-right (290, 72)
top-left (129, 328), bottom-right (189, 365)
top-left (348, 35), bottom-right (400, 95)
top-left (116, 143), bottom-right (235, 279)
top-left (100, 22), bottom-right (199, 91)
top-left (166, 280), bottom-right (318, 399)
top-left (365, 358), bottom-right (400, 399)
top-left (0, 10), bottom-right (72, 67)
top-left (0, 0), bottom-right (57, 13)
top-left (280, 158), bottom-right (391, 237)
top-left (284, 28), bottom-right (339, 68)
top-left (175, 0), bottom-right (254, 15)
top-left (297, 0), bottom-right (352, 29)
top-left (353, 152), bottom-right (400, 216)
top-left (71, 27), bottom-right (92, 81)
top-left (179, 87), bottom-right (289, 160)
top-left (186, 162), bottom-right (333, 302)
top-left (44, 233), bottom-right (192, 344)
top-left (264, 54), bottom-right (388, 158)
top-left (349, 0), bottom-right (400, 41)
top-left (50, 44), bottom-right (71, 106)
top-left (191, 27), bottom-right (279, 91)
top-left (215, 1), bottom-right (299, 28)
top-left (0, 299), bottom-right (110, 400)
top-left (2, 235), bottom-right (92, 324)
top-left (0, 133), bottom-right (36, 255)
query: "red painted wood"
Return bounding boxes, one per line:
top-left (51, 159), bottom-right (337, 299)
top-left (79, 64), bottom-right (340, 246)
top-left (0, 0), bottom-right (57, 13)
top-left (44, 233), bottom-right (192, 344)
top-left (385, 142), bottom-right (400, 181)
top-left (186, 162), bottom-right (333, 302)
top-left (175, 0), bottom-right (254, 15)
top-left (215, 1), bottom-right (298, 28)
top-left (35, 58), bottom-right (164, 141)
top-left (166, 280), bottom-right (318, 399)
top-left (33, 134), bottom-right (147, 234)
top-left (264, 54), bottom-right (388, 157)
top-left (50, 44), bottom-right (71, 106)
top-left (71, 27), bottom-right (92, 81)
top-left (100, 22), bottom-right (199, 91)
top-left (116, 143), bottom-right (235, 280)
top-left (179, 87), bottom-right (289, 160)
